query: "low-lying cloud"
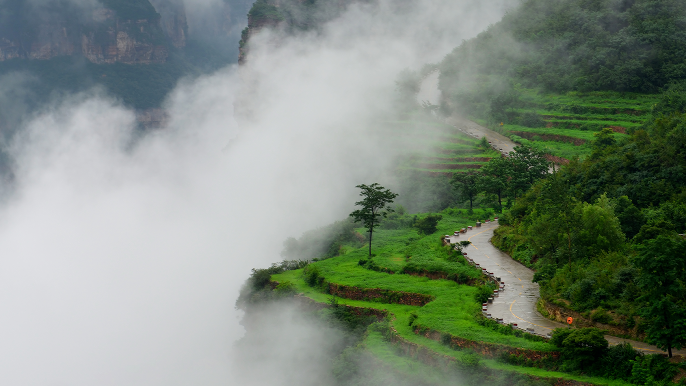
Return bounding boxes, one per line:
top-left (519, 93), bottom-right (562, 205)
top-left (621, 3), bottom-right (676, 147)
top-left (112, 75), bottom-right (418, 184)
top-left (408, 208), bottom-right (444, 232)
top-left (0, 0), bottom-right (516, 384)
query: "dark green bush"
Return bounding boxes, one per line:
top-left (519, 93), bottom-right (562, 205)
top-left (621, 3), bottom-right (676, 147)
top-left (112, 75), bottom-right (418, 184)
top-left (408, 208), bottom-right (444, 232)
top-left (551, 327), bottom-right (608, 372)
top-left (413, 214), bottom-right (443, 235)
top-left (304, 264), bottom-right (325, 288)
top-left (475, 284), bottom-right (495, 304)
top-left (630, 354), bottom-right (677, 384)
top-left (600, 343), bottom-right (640, 381)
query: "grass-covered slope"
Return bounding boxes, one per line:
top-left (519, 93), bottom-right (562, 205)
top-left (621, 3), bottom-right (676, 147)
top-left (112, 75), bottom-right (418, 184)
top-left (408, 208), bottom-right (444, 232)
top-left (273, 209), bottom-right (553, 352)
top-left (486, 90), bottom-right (660, 160)
top-left (260, 208), bottom-right (647, 385)
top-left (381, 118), bottom-right (500, 174)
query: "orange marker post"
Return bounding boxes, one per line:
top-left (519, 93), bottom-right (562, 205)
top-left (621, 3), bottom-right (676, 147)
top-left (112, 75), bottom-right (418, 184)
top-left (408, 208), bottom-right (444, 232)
top-left (567, 317), bottom-right (573, 325)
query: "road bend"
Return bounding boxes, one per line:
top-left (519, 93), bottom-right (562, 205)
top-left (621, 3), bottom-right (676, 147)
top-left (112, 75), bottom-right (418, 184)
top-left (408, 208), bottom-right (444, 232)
top-left (447, 222), bottom-right (685, 355)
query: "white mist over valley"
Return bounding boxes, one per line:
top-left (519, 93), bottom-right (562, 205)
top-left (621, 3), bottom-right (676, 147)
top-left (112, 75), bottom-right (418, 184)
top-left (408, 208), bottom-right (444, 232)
top-left (0, 0), bottom-right (516, 384)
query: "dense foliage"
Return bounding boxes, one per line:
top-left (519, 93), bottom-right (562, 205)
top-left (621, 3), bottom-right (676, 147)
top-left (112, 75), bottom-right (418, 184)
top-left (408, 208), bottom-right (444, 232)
top-left (449, 144), bottom-right (550, 213)
top-left (494, 89), bottom-right (686, 354)
top-left (439, 0), bottom-right (686, 125)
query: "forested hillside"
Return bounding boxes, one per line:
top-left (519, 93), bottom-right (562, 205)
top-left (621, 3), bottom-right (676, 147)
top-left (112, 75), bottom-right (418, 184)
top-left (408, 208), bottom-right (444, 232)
top-left (440, 0), bottom-right (686, 97)
top-left (436, 0), bottom-right (686, 160)
top-left (436, 0), bottom-right (686, 354)
top-left (493, 85), bottom-right (686, 354)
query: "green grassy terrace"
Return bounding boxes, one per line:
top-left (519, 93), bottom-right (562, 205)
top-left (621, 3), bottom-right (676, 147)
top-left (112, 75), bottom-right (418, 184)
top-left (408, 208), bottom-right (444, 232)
top-left (272, 208), bottom-right (634, 385)
top-left (473, 89), bottom-right (660, 161)
top-left (382, 119), bottom-right (499, 174)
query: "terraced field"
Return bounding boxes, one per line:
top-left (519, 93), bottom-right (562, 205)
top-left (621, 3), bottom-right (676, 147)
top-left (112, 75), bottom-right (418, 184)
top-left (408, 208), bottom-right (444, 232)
top-left (384, 119), bottom-right (500, 175)
top-left (477, 90), bottom-right (661, 161)
top-left (270, 209), bottom-right (633, 385)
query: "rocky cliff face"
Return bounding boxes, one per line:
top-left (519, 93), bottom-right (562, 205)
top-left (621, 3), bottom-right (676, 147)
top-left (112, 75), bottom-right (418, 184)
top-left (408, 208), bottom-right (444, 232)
top-left (149, 0), bottom-right (188, 48)
top-left (237, 0), bottom-right (361, 64)
top-left (80, 12), bottom-right (170, 64)
top-left (0, 0), bottom-right (187, 64)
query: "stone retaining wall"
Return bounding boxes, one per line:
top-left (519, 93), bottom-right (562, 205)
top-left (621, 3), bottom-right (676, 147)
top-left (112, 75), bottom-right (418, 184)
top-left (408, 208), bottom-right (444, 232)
top-left (292, 294), bottom-right (389, 320)
top-left (328, 283), bottom-right (434, 306)
top-left (413, 325), bottom-right (559, 361)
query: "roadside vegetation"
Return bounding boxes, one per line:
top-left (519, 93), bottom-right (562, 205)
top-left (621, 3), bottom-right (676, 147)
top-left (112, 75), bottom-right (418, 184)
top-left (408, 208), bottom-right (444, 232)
top-left (492, 88), bottom-right (686, 357)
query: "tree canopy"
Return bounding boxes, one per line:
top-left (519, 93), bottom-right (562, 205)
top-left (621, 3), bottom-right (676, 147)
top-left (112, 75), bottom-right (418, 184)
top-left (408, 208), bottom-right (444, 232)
top-left (349, 183), bottom-right (399, 256)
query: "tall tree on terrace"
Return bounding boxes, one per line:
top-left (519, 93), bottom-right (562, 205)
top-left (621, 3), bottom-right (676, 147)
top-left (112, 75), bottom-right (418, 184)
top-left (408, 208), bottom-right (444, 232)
top-left (527, 172), bottom-right (580, 266)
top-left (451, 172), bottom-right (481, 212)
top-left (478, 156), bottom-right (511, 210)
top-left (509, 145), bottom-right (550, 199)
top-left (633, 236), bottom-right (686, 358)
top-left (349, 183), bottom-right (399, 257)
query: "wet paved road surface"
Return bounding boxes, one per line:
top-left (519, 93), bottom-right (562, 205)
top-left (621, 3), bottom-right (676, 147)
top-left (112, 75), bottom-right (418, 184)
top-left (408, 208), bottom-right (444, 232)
top-left (446, 222), bottom-right (685, 355)
top-left (416, 71), bottom-right (518, 156)
top-left (447, 116), bottom-right (517, 155)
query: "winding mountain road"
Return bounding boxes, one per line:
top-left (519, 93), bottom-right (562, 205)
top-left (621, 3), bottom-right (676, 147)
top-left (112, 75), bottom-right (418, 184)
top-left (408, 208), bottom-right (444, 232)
top-left (448, 222), bottom-right (685, 356)
top-left (425, 73), bottom-right (682, 355)
top-left (417, 72), bottom-right (519, 155)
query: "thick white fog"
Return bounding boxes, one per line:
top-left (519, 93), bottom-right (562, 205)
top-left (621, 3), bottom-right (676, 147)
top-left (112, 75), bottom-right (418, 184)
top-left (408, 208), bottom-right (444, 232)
top-left (0, 0), bottom-right (515, 384)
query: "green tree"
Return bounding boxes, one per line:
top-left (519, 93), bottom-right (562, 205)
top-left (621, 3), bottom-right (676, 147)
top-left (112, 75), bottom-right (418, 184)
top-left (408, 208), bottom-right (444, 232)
top-left (508, 145), bottom-right (549, 198)
top-left (451, 172), bottom-right (480, 211)
top-left (633, 236), bottom-right (686, 357)
top-left (350, 183), bottom-right (399, 256)
top-left (590, 128), bottom-right (617, 159)
top-left (575, 194), bottom-right (625, 259)
top-left (414, 214), bottom-right (443, 235)
top-left (527, 173), bottom-right (580, 266)
top-left (478, 156), bottom-right (511, 209)
top-left (551, 327), bottom-right (609, 371)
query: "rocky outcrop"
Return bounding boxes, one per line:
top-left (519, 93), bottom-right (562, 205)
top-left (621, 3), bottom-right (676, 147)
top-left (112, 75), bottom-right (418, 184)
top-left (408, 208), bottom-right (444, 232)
top-left (0, 0), bottom-right (187, 64)
top-left (81, 20), bottom-right (169, 65)
top-left (149, 0), bottom-right (188, 48)
top-left (28, 21), bottom-right (78, 60)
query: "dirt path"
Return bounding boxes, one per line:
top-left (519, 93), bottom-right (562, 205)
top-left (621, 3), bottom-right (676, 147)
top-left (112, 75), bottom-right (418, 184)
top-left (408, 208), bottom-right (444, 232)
top-left (447, 222), bottom-right (685, 356)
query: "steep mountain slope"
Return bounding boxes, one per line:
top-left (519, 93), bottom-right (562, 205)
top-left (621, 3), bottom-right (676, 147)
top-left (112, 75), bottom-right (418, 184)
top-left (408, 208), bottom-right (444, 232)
top-left (0, 0), bottom-right (250, 114)
top-left (440, 0), bottom-right (686, 96)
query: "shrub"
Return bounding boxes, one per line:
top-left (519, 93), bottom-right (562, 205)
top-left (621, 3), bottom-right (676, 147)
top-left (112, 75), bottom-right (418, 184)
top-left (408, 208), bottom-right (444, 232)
top-left (455, 352), bottom-right (481, 374)
top-left (630, 354), bottom-right (677, 385)
top-left (441, 332), bottom-right (452, 346)
top-left (304, 264), bottom-right (326, 288)
top-left (414, 214), bottom-right (443, 235)
top-left (551, 327), bottom-right (608, 372)
top-left (274, 281), bottom-right (297, 297)
top-left (600, 343), bottom-right (640, 380)
top-left (475, 284), bottom-right (495, 304)
top-left (590, 307), bottom-right (613, 324)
